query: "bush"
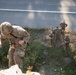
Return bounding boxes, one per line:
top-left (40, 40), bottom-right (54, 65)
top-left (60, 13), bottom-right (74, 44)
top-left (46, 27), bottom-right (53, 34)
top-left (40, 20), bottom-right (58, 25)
top-left (0, 40), bottom-right (9, 66)
top-left (23, 41), bottom-right (47, 71)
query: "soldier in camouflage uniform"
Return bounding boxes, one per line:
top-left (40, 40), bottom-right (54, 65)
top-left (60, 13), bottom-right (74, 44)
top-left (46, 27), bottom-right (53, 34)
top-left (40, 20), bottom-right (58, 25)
top-left (64, 35), bottom-right (70, 50)
top-left (53, 27), bottom-right (62, 40)
top-left (49, 31), bottom-right (55, 47)
top-left (53, 27), bottom-right (64, 47)
top-left (60, 21), bottom-right (67, 31)
top-left (0, 22), bottom-right (30, 70)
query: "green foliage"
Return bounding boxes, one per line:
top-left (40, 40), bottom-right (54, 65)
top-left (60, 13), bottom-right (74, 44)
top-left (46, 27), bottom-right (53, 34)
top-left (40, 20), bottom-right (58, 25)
top-left (63, 62), bottom-right (76, 75)
top-left (23, 42), bottom-right (47, 71)
top-left (74, 55), bottom-right (76, 62)
top-left (0, 40), bottom-right (9, 62)
top-left (0, 28), bottom-right (76, 75)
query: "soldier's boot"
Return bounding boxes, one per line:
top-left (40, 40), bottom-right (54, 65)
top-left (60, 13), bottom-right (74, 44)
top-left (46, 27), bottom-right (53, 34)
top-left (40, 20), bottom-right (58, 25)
top-left (13, 52), bottom-right (23, 70)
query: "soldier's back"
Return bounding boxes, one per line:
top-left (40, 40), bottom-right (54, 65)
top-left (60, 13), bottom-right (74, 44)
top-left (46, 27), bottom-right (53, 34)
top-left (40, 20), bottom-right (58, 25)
top-left (12, 25), bottom-right (28, 37)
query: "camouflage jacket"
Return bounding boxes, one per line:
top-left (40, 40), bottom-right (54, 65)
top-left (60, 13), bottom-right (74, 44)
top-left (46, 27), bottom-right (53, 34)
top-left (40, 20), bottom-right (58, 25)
top-left (0, 25), bottom-right (30, 47)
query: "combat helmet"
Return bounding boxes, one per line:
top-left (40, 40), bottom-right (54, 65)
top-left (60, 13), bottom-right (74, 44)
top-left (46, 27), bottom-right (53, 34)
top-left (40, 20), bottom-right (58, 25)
top-left (0, 22), bottom-right (13, 34)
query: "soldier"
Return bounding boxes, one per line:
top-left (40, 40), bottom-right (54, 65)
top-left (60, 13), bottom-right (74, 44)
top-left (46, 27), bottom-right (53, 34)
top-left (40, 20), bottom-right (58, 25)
top-left (60, 21), bottom-right (67, 31)
top-left (53, 27), bottom-right (62, 40)
top-left (49, 31), bottom-right (55, 47)
top-left (0, 22), bottom-right (30, 70)
top-left (53, 27), bottom-right (64, 47)
top-left (64, 35), bottom-right (70, 50)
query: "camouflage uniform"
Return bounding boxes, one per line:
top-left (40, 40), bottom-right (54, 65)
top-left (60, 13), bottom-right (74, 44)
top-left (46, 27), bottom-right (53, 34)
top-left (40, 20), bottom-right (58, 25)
top-left (64, 36), bottom-right (70, 50)
top-left (60, 21), bottom-right (67, 31)
top-left (0, 22), bottom-right (30, 70)
top-left (53, 27), bottom-right (64, 47)
top-left (53, 27), bottom-right (62, 40)
top-left (49, 32), bottom-right (55, 47)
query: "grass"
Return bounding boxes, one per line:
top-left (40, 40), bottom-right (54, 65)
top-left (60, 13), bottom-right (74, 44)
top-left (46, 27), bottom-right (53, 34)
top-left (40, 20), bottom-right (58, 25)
top-left (0, 28), bottom-right (76, 75)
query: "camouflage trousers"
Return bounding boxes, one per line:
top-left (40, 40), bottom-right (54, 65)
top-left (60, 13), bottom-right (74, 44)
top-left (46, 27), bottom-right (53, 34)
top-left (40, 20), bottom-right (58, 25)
top-left (7, 45), bottom-right (25, 70)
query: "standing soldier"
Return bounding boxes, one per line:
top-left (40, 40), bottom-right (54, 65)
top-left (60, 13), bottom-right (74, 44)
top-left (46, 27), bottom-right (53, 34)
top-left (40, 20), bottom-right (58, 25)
top-left (60, 21), bottom-right (67, 31)
top-left (64, 35), bottom-right (70, 50)
top-left (49, 31), bottom-right (55, 47)
top-left (53, 27), bottom-right (62, 41)
top-left (0, 22), bottom-right (30, 70)
top-left (53, 27), bottom-right (64, 47)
